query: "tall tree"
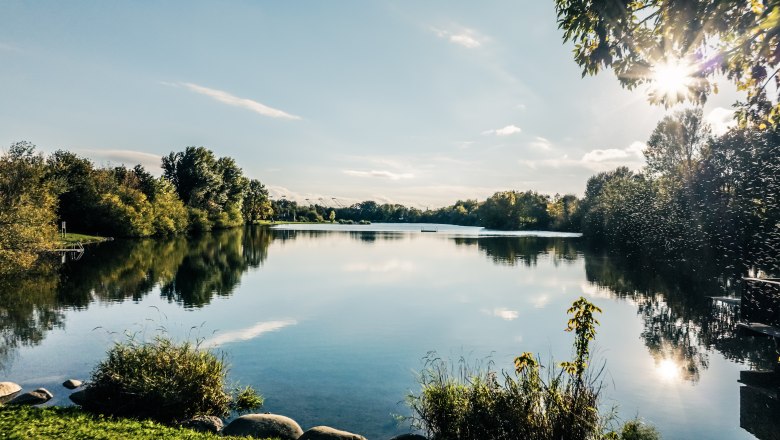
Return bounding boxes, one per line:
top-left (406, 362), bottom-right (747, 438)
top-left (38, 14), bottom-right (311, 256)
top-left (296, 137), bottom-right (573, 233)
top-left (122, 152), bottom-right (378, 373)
top-left (242, 179), bottom-right (273, 223)
top-left (0, 142), bottom-right (58, 274)
top-left (645, 108), bottom-right (711, 181)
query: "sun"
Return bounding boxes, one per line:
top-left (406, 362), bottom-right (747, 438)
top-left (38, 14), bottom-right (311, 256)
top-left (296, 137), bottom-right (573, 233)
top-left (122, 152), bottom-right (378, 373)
top-left (650, 58), bottom-right (695, 102)
top-left (656, 358), bottom-right (680, 382)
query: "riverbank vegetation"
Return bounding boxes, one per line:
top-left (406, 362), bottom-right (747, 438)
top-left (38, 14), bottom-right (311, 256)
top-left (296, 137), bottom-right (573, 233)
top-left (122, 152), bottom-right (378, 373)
top-left (407, 297), bottom-right (659, 440)
top-left (1, 142), bottom-right (580, 275)
top-left (83, 336), bottom-right (262, 423)
top-left (579, 109), bottom-right (780, 277)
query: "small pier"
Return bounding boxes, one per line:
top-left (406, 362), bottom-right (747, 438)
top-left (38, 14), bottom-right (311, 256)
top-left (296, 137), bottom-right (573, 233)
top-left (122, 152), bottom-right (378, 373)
top-left (740, 278), bottom-right (780, 337)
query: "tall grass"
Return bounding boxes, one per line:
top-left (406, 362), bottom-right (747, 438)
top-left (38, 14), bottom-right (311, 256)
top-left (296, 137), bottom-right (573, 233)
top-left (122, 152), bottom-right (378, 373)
top-left (407, 297), bottom-right (655, 440)
top-left (84, 336), bottom-right (262, 423)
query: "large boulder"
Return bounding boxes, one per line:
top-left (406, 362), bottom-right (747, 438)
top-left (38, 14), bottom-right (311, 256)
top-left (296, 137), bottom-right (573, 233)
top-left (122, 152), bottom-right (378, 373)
top-left (222, 414), bottom-right (303, 440)
top-left (62, 379), bottom-right (83, 390)
top-left (181, 415), bottom-right (224, 433)
top-left (389, 435), bottom-right (428, 440)
top-left (8, 388), bottom-right (53, 405)
top-left (299, 425), bottom-right (367, 440)
top-left (0, 382), bottom-right (21, 402)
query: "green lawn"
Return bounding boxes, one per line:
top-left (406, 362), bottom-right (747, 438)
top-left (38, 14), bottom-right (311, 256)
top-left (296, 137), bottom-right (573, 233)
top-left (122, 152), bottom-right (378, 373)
top-left (0, 406), bottom-right (276, 440)
top-left (58, 233), bottom-right (109, 245)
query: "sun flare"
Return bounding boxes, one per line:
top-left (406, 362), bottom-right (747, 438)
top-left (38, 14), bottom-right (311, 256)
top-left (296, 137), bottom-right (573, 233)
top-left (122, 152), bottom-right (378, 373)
top-left (650, 59), bottom-right (695, 101)
top-left (656, 358), bottom-right (680, 382)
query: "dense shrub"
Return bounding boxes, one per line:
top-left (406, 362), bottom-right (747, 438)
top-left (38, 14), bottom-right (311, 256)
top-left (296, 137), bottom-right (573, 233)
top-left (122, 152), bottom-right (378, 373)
top-left (84, 336), bottom-right (262, 423)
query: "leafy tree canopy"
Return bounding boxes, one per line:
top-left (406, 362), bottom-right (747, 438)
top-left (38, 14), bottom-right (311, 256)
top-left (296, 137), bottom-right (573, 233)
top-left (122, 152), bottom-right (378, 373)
top-left (555, 0), bottom-right (780, 125)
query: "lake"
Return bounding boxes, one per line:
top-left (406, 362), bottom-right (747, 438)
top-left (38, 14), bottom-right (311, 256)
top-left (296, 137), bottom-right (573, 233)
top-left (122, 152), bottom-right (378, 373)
top-left (0, 224), bottom-right (776, 439)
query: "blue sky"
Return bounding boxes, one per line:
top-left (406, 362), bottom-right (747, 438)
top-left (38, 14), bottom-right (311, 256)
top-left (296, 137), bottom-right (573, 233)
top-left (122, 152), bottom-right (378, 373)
top-left (0, 1), bottom-right (741, 207)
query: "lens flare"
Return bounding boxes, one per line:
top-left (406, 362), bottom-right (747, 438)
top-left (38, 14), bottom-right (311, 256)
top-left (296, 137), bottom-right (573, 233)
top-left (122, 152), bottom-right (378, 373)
top-left (650, 58), bottom-right (695, 102)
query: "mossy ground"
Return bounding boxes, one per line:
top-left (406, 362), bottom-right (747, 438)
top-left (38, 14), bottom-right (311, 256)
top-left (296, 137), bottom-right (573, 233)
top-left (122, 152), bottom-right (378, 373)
top-left (0, 406), bottom-right (280, 440)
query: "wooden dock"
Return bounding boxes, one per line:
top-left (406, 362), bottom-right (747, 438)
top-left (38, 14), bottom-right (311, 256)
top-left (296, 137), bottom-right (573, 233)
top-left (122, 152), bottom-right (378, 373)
top-left (708, 296), bottom-right (741, 305)
top-left (737, 322), bottom-right (780, 338)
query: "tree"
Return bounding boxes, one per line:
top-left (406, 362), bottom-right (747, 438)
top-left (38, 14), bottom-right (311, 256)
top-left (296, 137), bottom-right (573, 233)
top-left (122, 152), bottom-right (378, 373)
top-left (555, 0), bottom-right (780, 124)
top-left (0, 142), bottom-right (58, 274)
top-left (242, 179), bottom-right (273, 223)
top-left (162, 147), bottom-right (248, 229)
top-left (645, 107), bottom-right (711, 181)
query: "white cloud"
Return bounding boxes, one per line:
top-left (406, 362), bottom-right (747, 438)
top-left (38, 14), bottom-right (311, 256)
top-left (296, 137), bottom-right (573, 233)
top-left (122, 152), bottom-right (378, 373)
top-left (581, 141), bottom-right (646, 169)
top-left (529, 137), bottom-right (552, 150)
top-left (343, 169), bottom-right (414, 180)
top-left (202, 319), bottom-right (297, 348)
top-left (483, 125), bottom-right (522, 136)
top-left (531, 295), bottom-right (550, 309)
top-left (581, 148), bottom-right (631, 162)
top-left (343, 259), bottom-right (415, 273)
top-left (169, 82), bottom-right (300, 120)
top-left (491, 308), bottom-right (519, 320)
top-left (431, 26), bottom-right (486, 49)
top-left (706, 107), bottom-right (736, 136)
top-left (78, 149), bottom-right (163, 173)
top-left (449, 33), bottom-right (481, 48)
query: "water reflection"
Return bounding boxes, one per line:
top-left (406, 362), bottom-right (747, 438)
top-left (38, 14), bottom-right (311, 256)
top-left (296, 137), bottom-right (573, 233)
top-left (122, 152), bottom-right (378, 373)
top-left (1, 225), bottom-right (779, 438)
top-left (0, 226), bottom-right (275, 369)
top-left (453, 236), bottom-right (580, 266)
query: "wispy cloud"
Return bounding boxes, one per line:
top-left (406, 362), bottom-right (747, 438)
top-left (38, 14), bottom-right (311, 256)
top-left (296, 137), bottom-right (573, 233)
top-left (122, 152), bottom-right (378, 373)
top-left (166, 82), bottom-right (300, 120)
top-left (343, 169), bottom-right (414, 180)
top-left (343, 259), bottom-right (415, 273)
top-left (482, 125), bottom-right (522, 136)
top-left (0, 42), bottom-right (21, 53)
top-left (706, 107), bottom-right (736, 136)
top-left (431, 26), bottom-right (486, 49)
top-left (78, 149), bottom-right (163, 172)
top-left (529, 137), bottom-right (552, 150)
top-left (202, 320), bottom-right (297, 348)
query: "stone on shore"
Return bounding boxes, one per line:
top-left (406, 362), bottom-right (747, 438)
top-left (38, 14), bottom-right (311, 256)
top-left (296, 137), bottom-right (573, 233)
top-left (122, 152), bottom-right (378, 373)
top-left (68, 389), bottom-right (89, 406)
top-left (8, 388), bottom-right (53, 405)
top-left (62, 379), bottom-right (83, 389)
top-left (0, 382), bottom-right (21, 402)
top-left (299, 425), bottom-right (367, 440)
top-left (390, 435), bottom-right (428, 440)
top-left (222, 414), bottom-right (303, 439)
top-left (181, 415), bottom-right (224, 433)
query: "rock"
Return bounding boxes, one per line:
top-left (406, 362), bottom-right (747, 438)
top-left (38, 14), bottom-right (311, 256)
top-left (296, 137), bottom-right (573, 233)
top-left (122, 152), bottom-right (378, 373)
top-left (389, 435), bottom-right (428, 440)
top-left (181, 415), bottom-right (223, 433)
top-left (0, 382), bottom-right (21, 402)
top-left (299, 426), bottom-right (367, 440)
top-left (8, 388), bottom-right (53, 405)
top-left (62, 379), bottom-right (83, 389)
top-left (68, 389), bottom-right (89, 406)
top-left (222, 414), bottom-right (303, 440)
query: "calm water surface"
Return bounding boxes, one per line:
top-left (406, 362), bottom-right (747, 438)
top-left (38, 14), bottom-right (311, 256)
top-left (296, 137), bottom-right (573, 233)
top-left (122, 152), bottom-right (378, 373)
top-left (0, 224), bottom-right (776, 439)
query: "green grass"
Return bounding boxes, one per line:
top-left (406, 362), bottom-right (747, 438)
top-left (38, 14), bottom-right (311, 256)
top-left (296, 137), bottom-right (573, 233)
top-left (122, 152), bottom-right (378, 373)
top-left (0, 406), bottom-right (276, 440)
top-left (58, 232), bottom-right (108, 245)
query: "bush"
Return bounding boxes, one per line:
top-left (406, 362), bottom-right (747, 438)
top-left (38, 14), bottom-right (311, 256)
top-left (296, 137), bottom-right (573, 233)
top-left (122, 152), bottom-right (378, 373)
top-left (84, 336), bottom-right (262, 423)
top-left (407, 297), bottom-right (652, 440)
top-left (619, 419), bottom-right (660, 440)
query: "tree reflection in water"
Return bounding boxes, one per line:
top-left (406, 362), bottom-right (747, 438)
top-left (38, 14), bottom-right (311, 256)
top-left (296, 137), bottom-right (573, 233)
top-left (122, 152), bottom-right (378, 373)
top-left (0, 226), bottom-right (274, 369)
